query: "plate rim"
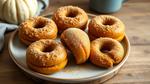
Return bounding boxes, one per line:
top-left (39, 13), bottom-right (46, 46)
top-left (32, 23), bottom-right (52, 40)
top-left (8, 14), bottom-right (130, 83)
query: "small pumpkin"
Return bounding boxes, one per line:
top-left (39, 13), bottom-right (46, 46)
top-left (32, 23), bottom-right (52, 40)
top-left (0, 0), bottom-right (38, 24)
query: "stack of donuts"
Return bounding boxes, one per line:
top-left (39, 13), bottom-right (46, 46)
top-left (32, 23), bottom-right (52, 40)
top-left (18, 6), bottom-right (125, 74)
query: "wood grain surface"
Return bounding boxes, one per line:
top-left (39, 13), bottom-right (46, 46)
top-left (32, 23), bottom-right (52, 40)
top-left (0, 0), bottom-right (150, 84)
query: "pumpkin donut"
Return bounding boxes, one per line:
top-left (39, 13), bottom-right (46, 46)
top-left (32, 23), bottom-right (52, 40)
top-left (19, 16), bottom-right (58, 45)
top-left (52, 6), bottom-right (88, 33)
top-left (26, 39), bottom-right (68, 74)
top-left (90, 37), bottom-right (124, 68)
top-left (60, 28), bottom-right (90, 64)
top-left (88, 15), bottom-right (125, 41)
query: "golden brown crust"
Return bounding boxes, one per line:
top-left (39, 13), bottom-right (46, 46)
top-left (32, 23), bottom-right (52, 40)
top-left (88, 32), bottom-right (125, 42)
top-left (88, 15), bottom-right (125, 41)
top-left (19, 16), bottom-right (58, 45)
top-left (27, 59), bottom-right (68, 75)
top-left (52, 6), bottom-right (88, 33)
top-left (90, 38), bottom-right (124, 68)
top-left (60, 28), bottom-right (90, 64)
top-left (19, 34), bottom-right (33, 45)
top-left (26, 39), bottom-right (68, 74)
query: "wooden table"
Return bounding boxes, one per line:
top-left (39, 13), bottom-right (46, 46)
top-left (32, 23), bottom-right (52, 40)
top-left (0, 0), bottom-right (150, 84)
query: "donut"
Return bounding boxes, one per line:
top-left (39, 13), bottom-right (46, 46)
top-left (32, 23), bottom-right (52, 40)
top-left (26, 39), bottom-right (68, 74)
top-left (88, 15), bottom-right (125, 41)
top-left (90, 37), bottom-right (124, 68)
top-left (19, 16), bottom-right (58, 45)
top-left (60, 28), bottom-right (90, 64)
top-left (52, 6), bottom-right (88, 33)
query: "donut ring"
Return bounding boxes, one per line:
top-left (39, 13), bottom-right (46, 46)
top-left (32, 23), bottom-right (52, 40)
top-left (19, 16), bottom-right (58, 45)
top-left (52, 6), bottom-right (88, 33)
top-left (88, 15), bottom-right (125, 41)
top-left (26, 39), bottom-right (67, 74)
top-left (28, 60), bottom-right (67, 75)
top-left (90, 38), bottom-right (124, 68)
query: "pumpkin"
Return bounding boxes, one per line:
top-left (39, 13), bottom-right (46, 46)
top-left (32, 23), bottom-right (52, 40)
top-left (0, 0), bottom-right (38, 24)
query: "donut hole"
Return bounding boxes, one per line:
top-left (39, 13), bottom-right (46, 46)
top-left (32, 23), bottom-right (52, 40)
top-left (66, 11), bottom-right (78, 18)
top-left (33, 20), bottom-right (46, 28)
top-left (103, 19), bottom-right (115, 26)
top-left (42, 45), bottom-right (55, 52)
top-left (100, 43), bottom-right (113, 53)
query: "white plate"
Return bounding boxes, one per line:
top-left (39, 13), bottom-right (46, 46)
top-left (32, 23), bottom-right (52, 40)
top-left (8, 14), bottom-right (130, 83)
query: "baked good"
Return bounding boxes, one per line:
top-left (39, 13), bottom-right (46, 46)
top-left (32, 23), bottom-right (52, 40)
top-left (19, 16), bottom-right (58, 45)
top-left (26, 39), bottom-right (67, 74)
top-left (90, 37), bottom-right (124, 68)
top-left (88, 15), bottom-right (125, 41)
top-left (52, 6), bottom-right (88, 33)
top-left (60, 28), bottom-right (90, 64)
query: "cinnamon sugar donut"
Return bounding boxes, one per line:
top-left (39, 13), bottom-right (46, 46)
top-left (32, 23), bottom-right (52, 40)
top-left (88, 15), bottom-right (125, 41)
top-left (90, 37), bottom-right (124, 68)
top-left (26, 39), bottom-right (68, 74)
top-left (19, 16), bottom-right (58, 45)
top-left (52, 6), bottom-right (88, 33)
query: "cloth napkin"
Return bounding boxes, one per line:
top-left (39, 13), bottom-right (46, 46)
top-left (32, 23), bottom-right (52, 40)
top-left (0, 0), bottom-right (49, 52)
